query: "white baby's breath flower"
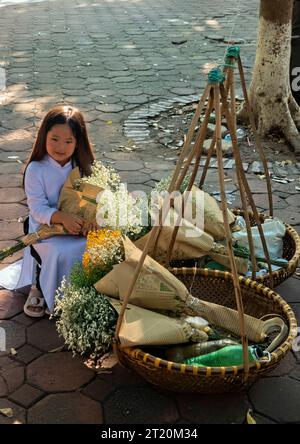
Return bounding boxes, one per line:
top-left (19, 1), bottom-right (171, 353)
top-left (153, 174), bottom-right (192, 194)
top-left (82, 160), bottom-right (120, 191)
top-left (54, 278), bottom-right (117, 357)
top-left (96, 184), bottom-right (146, 237)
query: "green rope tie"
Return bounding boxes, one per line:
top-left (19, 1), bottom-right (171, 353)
top-left (208, 67), bottom-right (225, 85)
top-left (225, 45), bottom-right (240, 65)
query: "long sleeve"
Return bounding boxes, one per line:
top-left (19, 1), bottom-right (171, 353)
top-left (24, 163), bottom-right (57, 227)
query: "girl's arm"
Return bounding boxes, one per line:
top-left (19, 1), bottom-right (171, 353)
top-left (25, 164), bottom-right (84, 234)
top-left (24, 163), bottom-right (58, 227)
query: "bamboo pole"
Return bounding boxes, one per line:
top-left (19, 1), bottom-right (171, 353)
top-left (151, 84), bottom-right (212, 258)
top-left (115, 85), bottom-right (213, 340)
top-left (220, 84), bottom-right (274, 289)
top-left (214, 83), bottom-right (249, 379)
top-left (165, 90), bottom-right (215, 265)
top-left (187, 89), bottom-right (215, 189)
top-left (228, 60), bottom-right (258, 279)
top-left (199, 135), bottom-right (216, 189)
top-left (198, 64), bottom-right (234, 188)
top-left (168, 84), bottom-right (212, 194)
top-left (198, 55), bottom-right (272, 285)
top-left (173, 91), bottom-right (212, 192)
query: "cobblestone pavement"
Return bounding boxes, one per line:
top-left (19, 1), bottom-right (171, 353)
top-left (0, 0), bottom-right (300, 425)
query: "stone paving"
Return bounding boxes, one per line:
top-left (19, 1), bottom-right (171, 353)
top-left (0, 0), bottom-right (300, 425)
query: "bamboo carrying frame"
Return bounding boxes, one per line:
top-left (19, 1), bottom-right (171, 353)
top-left (168, 52), bottom-right (300, 287)
top-left (114, 48), bottom-right (299, 384)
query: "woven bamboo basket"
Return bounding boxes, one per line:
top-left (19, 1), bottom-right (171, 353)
top-left (117, 269), bottom-right (297, 394)
top-left (169, 210), bottom-right (300, 288)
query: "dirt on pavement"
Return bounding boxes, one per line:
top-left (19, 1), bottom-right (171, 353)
top-left (148, 101), bottom-right (300, 165)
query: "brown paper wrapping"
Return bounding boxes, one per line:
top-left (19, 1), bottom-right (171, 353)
top-left (135, 208), bottom-right (214, 264)
top-left (109, 298), bottom-right (194, 347)
top-left (57, 168), bottom-right (83, 216)
top-left (95, 237), bottom-right (189, 312)
top-left (185, 295), bottom-right (267, 343)
top-left (21, 168), bottom-right (103, 246)
top-left (176, 186), bottom-right (236, 241)
top-left (95, 239), bottom-right (266, 345)
top-left (57, 167), bottom-right (103, 222)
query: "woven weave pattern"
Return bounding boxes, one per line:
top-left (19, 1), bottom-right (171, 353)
top-left (118, 270), bottom-right (297, 394)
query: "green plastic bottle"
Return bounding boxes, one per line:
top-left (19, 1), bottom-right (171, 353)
top-left (165, 339), bottom-right (239, 363)
top-left (183, 345), bottom-right (264, 367)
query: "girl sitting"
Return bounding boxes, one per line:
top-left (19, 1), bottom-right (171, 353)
top-left (19, 105), bottom-right (96, 317)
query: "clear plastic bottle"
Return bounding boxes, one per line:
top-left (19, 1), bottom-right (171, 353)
top-left (224, 128), bottom-right (246, 143)
top-left (183, 345), bottom-right (264, 367)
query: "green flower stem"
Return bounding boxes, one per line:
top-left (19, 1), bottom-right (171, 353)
top-left (0, 241), bottom-right (26, 262)
top-left (233, 246), bottom-right (288, 269)
top-left (82, 195), bottom-right (97, 204)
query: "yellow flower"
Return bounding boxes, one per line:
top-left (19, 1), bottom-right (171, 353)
top-left (82, 228), bottom-right (124, 275)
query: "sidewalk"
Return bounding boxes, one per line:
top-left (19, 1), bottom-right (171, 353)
top-left (0, 0), bottom-right (300, 424)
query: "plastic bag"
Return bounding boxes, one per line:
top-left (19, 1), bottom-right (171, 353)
top-left (233, 218), bottom-right (286, 260)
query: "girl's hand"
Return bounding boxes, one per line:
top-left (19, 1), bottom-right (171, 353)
top-left (61, 213), bottom-right (85, 235)
top-left (82, 220), bottom-right (99, 237)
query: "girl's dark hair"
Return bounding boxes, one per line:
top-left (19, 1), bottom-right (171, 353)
top-left (24, 105), bottom-right (95, 179)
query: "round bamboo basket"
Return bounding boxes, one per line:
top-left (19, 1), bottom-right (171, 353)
top-left (117, 269), bottom-right (297, 394)
top-left (169, 210), bottom-right (300, 288)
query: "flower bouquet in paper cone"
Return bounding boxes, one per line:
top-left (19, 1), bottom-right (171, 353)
top-left (54, 229), bottom-right (209, 358)
top-left (54, 229), bottom-right (288, 364)
top-left (54, 228), bottom-right (123, 358)
top-left (95, 236), bottom-right (276, 345)
top-left (147, 177), bottom-right (289, 274)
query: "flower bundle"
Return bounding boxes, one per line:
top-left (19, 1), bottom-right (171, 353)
top-left (153, 174), bottom-right (191, 194)
top-left (82, 228), bottom-right (124, 278)
top-left (74, 161), bottom-right (148, 239)
top-left (54, 277), bottom-right (117, 357)
top-left (54, 228), bottom-right (125, 359)
top-left (232, 243), bottom-right (288, 269)
top-left (96, 183), bottom-right (148, 240)
top-left (0, 224), bottom-right (67, 262)
top-left (79, 160), bottom-right (120, 191)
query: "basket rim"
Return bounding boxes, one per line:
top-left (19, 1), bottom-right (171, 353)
top-left (119, 269), bottom-right (298, 377)
top-left (169, 210), bottom-right (300, 284)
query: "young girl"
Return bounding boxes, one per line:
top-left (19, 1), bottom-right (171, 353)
top-left (18, 105), bottom-right (95, 317)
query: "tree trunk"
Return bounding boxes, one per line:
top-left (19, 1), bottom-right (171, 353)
top-left (240, 0), bottom-right (300, 153)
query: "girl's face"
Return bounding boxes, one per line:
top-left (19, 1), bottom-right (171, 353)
top-left (46, 124), bottom-right (77, 166)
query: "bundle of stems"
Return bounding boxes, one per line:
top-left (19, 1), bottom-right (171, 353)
top-left (0, 240), bottom-right (27, 262)
top-left (0, 225), bottom-right (66, 262)
top-left (232, 244), bottom-right (288, 269)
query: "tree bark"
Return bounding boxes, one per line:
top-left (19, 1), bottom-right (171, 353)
top-left (239, 0), bottom-right (300, 153)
